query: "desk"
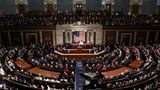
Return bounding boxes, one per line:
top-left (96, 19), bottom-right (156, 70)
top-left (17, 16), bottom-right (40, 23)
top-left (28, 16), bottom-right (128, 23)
top-left (16, 59), bottom-right (32, 70)
top-left (54, 50), bottom-right (106, 60)
top-left (101, 59), bottom-right (143, 78)
top-left (102, 67), bottom-right (132, 78)
top-left (62, 49), bottom-right (94, 53)
top-left (16, 60), bottom-right (60, 79)
top-left (28, 67), bottom-right (60, 79)
top-left (128, 60), bottom-right (142, 68)
top-left (71, 44), bottom-right (92, 49)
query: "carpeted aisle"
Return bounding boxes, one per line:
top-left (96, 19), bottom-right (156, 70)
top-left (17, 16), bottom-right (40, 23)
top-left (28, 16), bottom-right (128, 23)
top-left (75, 61), bottom-right (84, 90)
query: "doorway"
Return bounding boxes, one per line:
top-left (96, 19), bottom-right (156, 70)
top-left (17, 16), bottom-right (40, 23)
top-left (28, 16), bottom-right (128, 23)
top-left (121, 33), bottom-right (132, 46)
top-left (26, 33), bottom-right (37, 44)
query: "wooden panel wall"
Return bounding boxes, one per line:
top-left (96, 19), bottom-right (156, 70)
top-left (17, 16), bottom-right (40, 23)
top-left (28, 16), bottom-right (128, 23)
top-left (105, 31), bottom-right (116, 44)
top-left (148, 31), bottom-right (156, 45)
top-left (23, 32), bottom-right (40, 44)
top-left (10, 32), bottom-right (21, 46)
top-left (136, 31), bottom-right (147, 45)
top-left (118, 31), bottom-right (134, 45)
top-left (1, 32), bottom-right (9, 45)
top-left (47, 4), bottom-right (54, 13)
top-left (18, 4), bottom-right (26, 14)
top-left (0, 30), bottom-right (159, 46)
top-left (158, 32), bottom-right (160, 43)
top-left (130, 5), bottom-right (139, 15)
top-left (42, 31), bottom-right (53, 42)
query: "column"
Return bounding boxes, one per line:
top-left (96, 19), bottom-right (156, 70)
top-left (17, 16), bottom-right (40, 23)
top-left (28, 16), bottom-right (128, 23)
top-left (158, 0), bottom-right (160, 15)
top-left (40, 31), bottom-right (43, 43)
top-left (129, 0), bottom-right (142, 15)
top-left (52, 31), bottom-right (55, 45)
top-left (146, 31), bottom-right (149, 45)
top-left (104, 4), bottom-right (112, 16)
top-left (158, 5), bottom-right (160, 15)
top-left (8, 31), bottom-right (11, 45)
top-left (103, 30), bottom-right (106, 45)
top-left (72, 31), bottom-right (74, 43)
top-left (93, 30), bottom-right (96, 46)
top-left (21, 31), bottom-right (24, 46)
top-left (134, 31), bottom-right (137, 44)
top-left (63, 31), bottom-right (65, 44)
top-left (155, 31), bottom-right (159, 42)
top-left (0, 32), bottom-right (2, 46)
top-left (85, 31), bottom-right (87, 44)
top-left (116, 31), bottom-right (119, 44)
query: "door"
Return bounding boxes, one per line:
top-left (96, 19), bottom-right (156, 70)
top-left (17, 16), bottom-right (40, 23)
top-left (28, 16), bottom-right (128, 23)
top-left (130, 5), bottom-right (139, 15)
top-left (47, 3), bottom-right (54, 13)
top-left (121, 33), bottom-right (132, 46)
top-left (26, 33), bottom-right (37, 44)
top-left (18, 4), bottom-right (27, 14)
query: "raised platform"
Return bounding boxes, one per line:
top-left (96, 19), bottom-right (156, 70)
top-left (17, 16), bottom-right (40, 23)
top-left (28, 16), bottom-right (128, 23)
top-left (54, 50), bottom-right (105, 60)
top-left (64, 44), bottom-right (93, 49)
top-left (56, 44), bottom-right (95, 54)
top-left (55, 44), bottom-right (105, 60)
top-left (61, 49), bottom-right (95, 53)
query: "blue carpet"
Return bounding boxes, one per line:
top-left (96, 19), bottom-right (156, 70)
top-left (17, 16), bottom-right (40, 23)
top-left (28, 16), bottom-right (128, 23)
top-left (75, 61), bottom-right (84, 90)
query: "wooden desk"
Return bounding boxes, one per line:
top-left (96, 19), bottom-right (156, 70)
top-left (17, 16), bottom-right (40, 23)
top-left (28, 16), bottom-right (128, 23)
top-left (16, 59), bottom-right (32, 70)
top-left (16, 60), bottom-right (60, 79)
top-left (128, 59), bottom-right (142, 68)
top-left (54, 50), bottom-right (106, 60)
top-left (71, 44), bottom-right (92, 49)
top-left (62, 49), bottom-right (94, 53)
top-left (102, 67), bottom-right (132, 78)
top-left (28, 67), bottom-right (60, 79)
top-left (101, 59), bottom-right (143, 78)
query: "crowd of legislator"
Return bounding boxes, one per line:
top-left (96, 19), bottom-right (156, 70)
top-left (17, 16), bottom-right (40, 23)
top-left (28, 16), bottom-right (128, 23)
top-left (0, 10), bottom-right (160, 27)
top-left (102, 44), bottom-right (160, 89)
top-left (0, 41), bottom-right (160, 90)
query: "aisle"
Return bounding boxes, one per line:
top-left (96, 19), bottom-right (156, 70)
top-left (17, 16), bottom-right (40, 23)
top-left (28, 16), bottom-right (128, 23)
top-left (75, 61), bottom-right (84, 90)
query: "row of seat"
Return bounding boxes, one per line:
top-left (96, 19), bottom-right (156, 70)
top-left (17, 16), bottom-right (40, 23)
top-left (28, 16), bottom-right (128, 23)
top-left (0, 10), bottom-right (160, 27)
top-left (0, 43), bottom-right (160, 90)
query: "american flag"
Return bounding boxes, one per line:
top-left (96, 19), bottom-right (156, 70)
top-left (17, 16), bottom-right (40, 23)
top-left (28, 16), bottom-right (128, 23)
top-left (74, 31), bottom-right (84, 42)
